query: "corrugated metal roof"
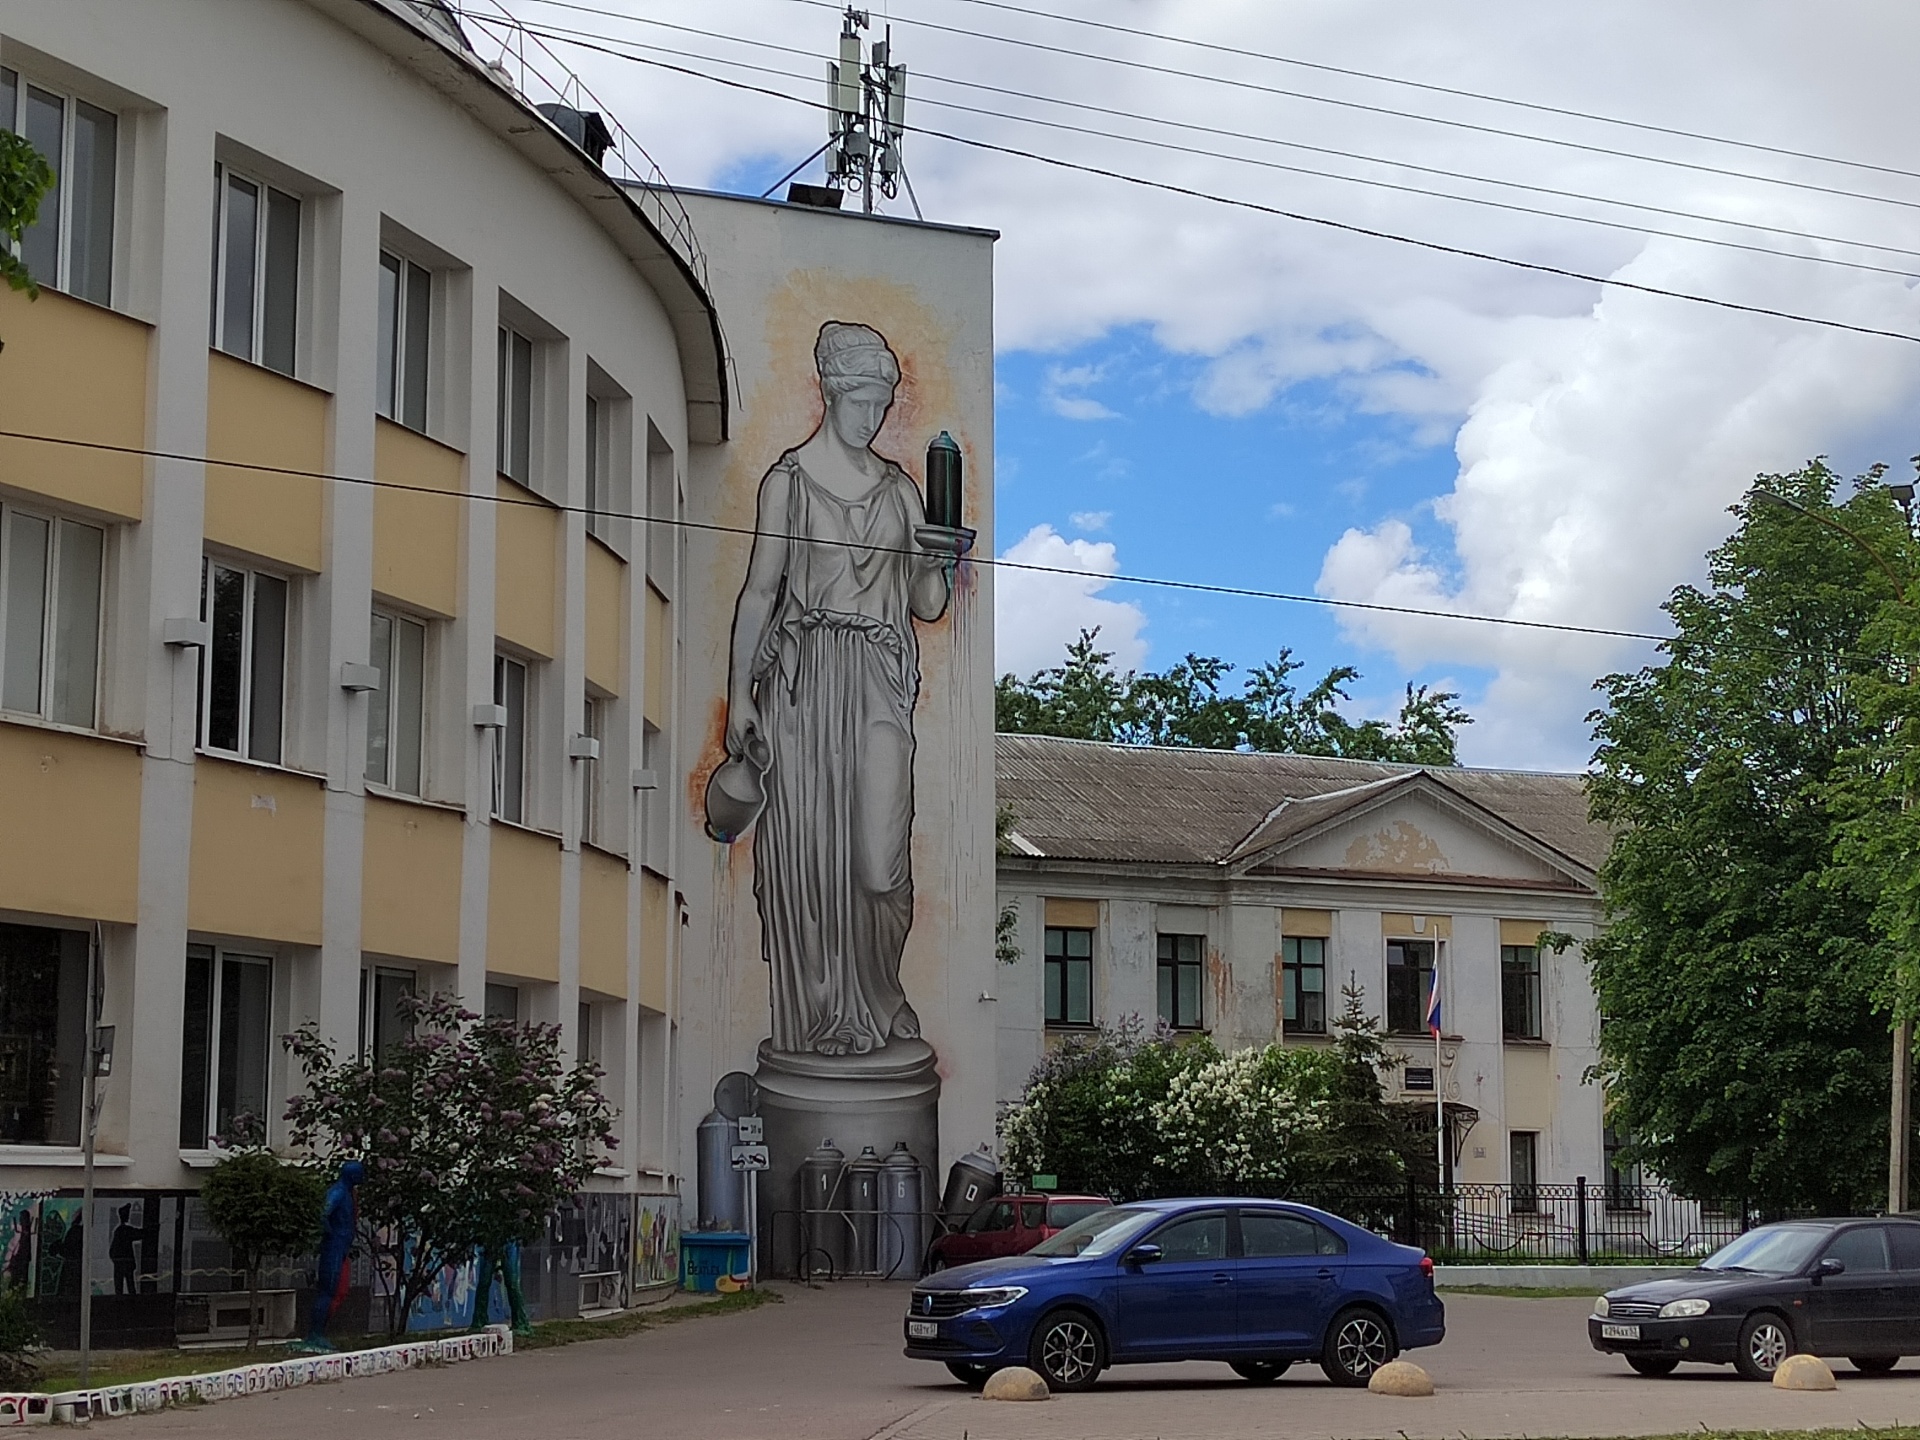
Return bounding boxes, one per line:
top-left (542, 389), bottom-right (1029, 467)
top-left (995, 734), bottom-right (1605, 873)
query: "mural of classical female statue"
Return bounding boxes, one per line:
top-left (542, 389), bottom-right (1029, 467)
top-left (715, 321), bottom-right (965, 1058)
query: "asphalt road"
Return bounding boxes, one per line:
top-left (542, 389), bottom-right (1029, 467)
top-left (116, 1285), bottom-right (1920, 1440)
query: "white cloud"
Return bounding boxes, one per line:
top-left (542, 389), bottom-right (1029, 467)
top-left (1068, 509), bottom-right (1112, 531)
top-left (1042, 362), bottom-right (1119, 421)
top-left (994, 524), bottom-right (1149, 677)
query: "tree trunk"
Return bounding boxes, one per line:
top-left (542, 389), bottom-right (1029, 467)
top-left (246, 1262), bottom-right (260, 1351)
top-left (469, 1249), bottom-right (496, 1333)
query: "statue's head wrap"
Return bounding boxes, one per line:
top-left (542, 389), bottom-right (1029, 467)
top-left (814, 321), bottom-right (901, 397)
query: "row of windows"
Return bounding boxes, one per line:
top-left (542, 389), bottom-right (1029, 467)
top-left (1039, 922), bottom-right (1547, 1041)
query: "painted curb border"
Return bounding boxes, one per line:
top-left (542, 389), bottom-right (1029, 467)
top-left (0, 1324), bottom-right (514, 1426)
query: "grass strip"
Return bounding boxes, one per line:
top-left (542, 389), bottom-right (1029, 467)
top-left (34, 1286), bottom-right (781, 1389)
top-left (1439, 1283), bottom-right (1603, 1298)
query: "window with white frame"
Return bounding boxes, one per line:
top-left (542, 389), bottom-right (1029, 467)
top-left (366, 607), bottom-right (425, 795)
top-left (358, 965), bottom-right (415, 1060)
top-left (1, 67), bottom-right (116, 306)
top-left (492, 651), bottom-right (528, 823)
top-left (376, 250), bottom-right (431, 432)
top-left (577, 1000), bottom-right (597, 1067)
top-left (211, 163), bottom-right (300, 376)
top-left (0, 504), bottom-right (103, 728)
top-left (585, 393), bottom-right (608, 534)
top-left (0, 922), bottom-right (89, 1146)
top-left (585, 387), bottom-right (630, 554)
top-left (484, 982), bottom-right (519, 1023)
top-left (496, 323), bottom-right (534, 486)
top-left (580, 690), bottom-right (605, 847)
top-left (178, 945), bottom-right (272, 1149)
top-left (201, 558), bottom-right (288, 764)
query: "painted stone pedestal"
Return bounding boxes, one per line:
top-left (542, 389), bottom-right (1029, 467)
top-left (755, 1038), bottom-right (939, 1277)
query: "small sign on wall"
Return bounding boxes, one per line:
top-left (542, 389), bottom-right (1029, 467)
top-left (1403, 1066), bottom-right (1436, 1092)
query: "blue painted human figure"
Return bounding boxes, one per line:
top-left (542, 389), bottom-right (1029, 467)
top-left (469, 1242), bottom-right (529, 1335)
top-left (305, 1160), bottom-right (364, 1348)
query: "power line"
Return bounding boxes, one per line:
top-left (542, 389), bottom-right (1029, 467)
top-left (766, 0), bottom-right (1920, 219)
top-left (932, 0), bottom-right (1920, 189)
top-left (500, 29), bottom-right (1920, 347)
top-left (501, 14), bottom-right (1920, 283)
top-left (0, 427), bottom-right (1671, 645)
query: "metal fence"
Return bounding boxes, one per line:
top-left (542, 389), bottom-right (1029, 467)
top-left (1306, 1179), bottom-right (1761, 1264)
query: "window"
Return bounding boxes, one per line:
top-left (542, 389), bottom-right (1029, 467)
top-left (1386, 938), bottom-right (1436, 1034)
top-left (1019, 1200), bottom-right (1045, 1229)
top-left (178, 947), bottom-right (272, 1149)
top-left (1509, 1131), bottom-right (1538, 1215)
top-left (359, 966), bottom-right (414, 1059)
top-left (1, 506), bottom-right (103, 727)
top-left (577, 1001), bottom-right (596, 1067)
top-left (201, 559), bottom-right (287, 764)
top-left (0, 924), bottom-right (88, 1146)
top-left (1043, 925), bottom-right (1092, 1027)
top-left (496, 324), bottom-right (534, 485)
top-left (376, 252), bottom-right (431, 432)
top-left (640, 722), bottom-right (666, 869)
top-left (1281, 935), bottom-right (1326, 1035)
top-left (1502, 944), bottom-right (1541, 1040)
top-left (1, 69), bottom-right (116, 306)
top-left (1150, 1212), bottom-right (1227, 1262)
top-left (580, 692), bottom-right (605, 847)
top-left (492, 653), bottom-right (528, 823)
top-left (484, 982), bottom-right (519, 1023)
top-left (965, 1200), bottom-right (1016, 1235)
top-left (1823, 1226), bottom-right (1891, 1274)
top-left (1156, 933), bottom-right (1203, 1030)
top-left (366, 608), bottom-right (425, 794)
top-left (1239, 1211), bottom-right (1345, 1259)
top-left (212, 164), bottom-right (300, 375)
top-left (585, 394), bottom-right (610, 541)
top-left (1603, 1124), bottom-right (1642, 1210)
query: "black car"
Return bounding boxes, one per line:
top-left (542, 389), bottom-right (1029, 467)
top-left (1590, 1217), bottom-right (1920, 1380)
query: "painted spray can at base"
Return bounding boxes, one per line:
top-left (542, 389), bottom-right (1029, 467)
top-left (940, 1147), bottom-right (999, 1229)
top-left (878, 1141), bottom-right (924, 1278)
top-left (846, 1145), bottom-right (882, 1274)
top-left (696, 1109), bottom-right (746, 1231)
top-left (799, 1138), bottom-right (847, 1277)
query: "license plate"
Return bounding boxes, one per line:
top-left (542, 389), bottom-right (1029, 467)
top-left (1601, 1323), bottom-right (1641, 1340)
top-left (907, 1320), bottom-right (939, 1339)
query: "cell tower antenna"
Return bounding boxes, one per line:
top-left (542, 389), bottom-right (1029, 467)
top-left (826, 7), bottom-right (909, 214)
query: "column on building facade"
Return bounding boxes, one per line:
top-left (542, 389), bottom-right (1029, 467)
top-left (1218, 905), bottom-right (1276, 1052)
top-left (1449, 912), bottom-right (1505, 1184)
top-left (1101, 899), bottom-right (1155, 1030)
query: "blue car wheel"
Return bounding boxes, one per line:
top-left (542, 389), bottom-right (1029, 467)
top-left (1321, 1306), bottom-right (1397, 1387)
top-left (1028, 1308), bottom-right (1106, 1392)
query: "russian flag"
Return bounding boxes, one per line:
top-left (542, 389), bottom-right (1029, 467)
top-left (1425, 958), bottom-right (1442, 1037)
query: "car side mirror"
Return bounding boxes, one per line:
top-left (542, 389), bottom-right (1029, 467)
top-left (1127, 1243), bottom-right (1163, 1268)
top-left (1814, 1257), bottom-right (1845, 1282)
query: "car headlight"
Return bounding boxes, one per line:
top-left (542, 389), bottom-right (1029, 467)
top-left (959, 1286), bottom-right (1028, 1311)
top-left (1658, 1298), bottom-right (1711, 1318)
top-left (1593, 1296), bottom-right (1610, 1318)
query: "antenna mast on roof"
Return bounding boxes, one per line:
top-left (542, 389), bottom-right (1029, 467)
top-left (826, 8), bottom-right (909, 215)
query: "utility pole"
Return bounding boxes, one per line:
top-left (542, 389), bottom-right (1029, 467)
top-left (825, 8), bottom-right (908, 215)
top-left (1892, 479), bottom-right (1916, 1216)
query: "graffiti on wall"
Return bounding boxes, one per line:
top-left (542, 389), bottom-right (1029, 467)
top-left (633, 1195), bottom-right (679, 1292)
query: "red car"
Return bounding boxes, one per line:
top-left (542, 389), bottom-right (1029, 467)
top-left (925, 1193), bottom-right (1113, 1271)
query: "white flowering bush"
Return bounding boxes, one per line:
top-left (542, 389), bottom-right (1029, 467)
top-left (1150, 1045), bottom-right (1329, 1191)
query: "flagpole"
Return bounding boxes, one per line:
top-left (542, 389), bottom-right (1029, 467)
top-left (1435, 1024), bottom-right (1445, 1186)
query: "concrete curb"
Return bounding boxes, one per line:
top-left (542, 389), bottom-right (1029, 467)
top-left (0, 1325), bottom-right (514, 1426)
top-left (1436, 1264), bottom-right (1694, 1289)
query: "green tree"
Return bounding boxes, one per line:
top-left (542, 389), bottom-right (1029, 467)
top-left (1587, 460), bottom-right (1905, 1212)
top-left (200, 1150), bottom-right (325, 1350)
top-left (0, 128), bottom-right (54, 299)
top-left (996, 629), bottom-right (1471, 763)
top-left (1293, 979), bottom-right (1434, 1201)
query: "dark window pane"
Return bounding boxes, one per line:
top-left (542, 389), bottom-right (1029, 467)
top-left (0, 924), bottom-right (86, 1146)
top-left (1509, 1131), bottom-right (1538, 1213)
top-left (219, 175), bottom-right (258, 359)
top-left (1043, 927), bottom-right (1064, 959)
top-left (495, 655), bottom-right (526, 822)
top-left (214, 957), bottom-right (271, 1138)
top-left (69, 101), bottom-right (115, 305)
top-left (375, 253), bottom-right (400, 420)
top-left (392, 616), bottom-right (424, 795)
top-left (178, 947), bottom-right (214, 1149)
top-left (1241, 1212), bottom-right (1325, 1259)
top-left (1155, 963), bottom-right (1173, 1027)
top-left (261, 187), bottom-right (300, 376)
top-left (495, 326), bottom-right (510, 474)
top-left (1, 69), bottom-right (16, 135)
top-left (1177, 960), bottom-right (1201, 1029)
top-left (1152, 1214), bottom-right (1226, 1262)
top-left (509, 330), bottom-right (533, 484)
top-left (50, 519), bottom-right (102, 728)
top-left (1044, 956), bottom-right (1063, 1025)
top-left (1890, 1225), bottom-right (1920, 1272)
top-left (371, 969), bottom-right (413, 1058)
top-left (1065, 928), bottom-right (1091, 959)
top-left (484, 983), bottom-right (518, 1021)
top-left (3, 512), bottom-right (49, 713)
top-left (403, 262), bottom-right (431, 432)
top-left (1826, 1226), bottom-right (1891, 1274)
top-left (365, 611), bottom-right (392, 784)
top-left (205, 564), bottom-right (246, 751)
top-left (247, 573), bottom-right (286, 763)
top-left (20, 87), bottom-right (63, 289)
top-left (1065, 957), bottom-right (1091, 1025)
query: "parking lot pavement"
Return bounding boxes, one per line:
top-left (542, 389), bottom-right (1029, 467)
top-left (118, 1284), bottom-right (1920, 1440)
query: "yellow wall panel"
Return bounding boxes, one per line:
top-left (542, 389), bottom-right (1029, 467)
top-left (643, 582), bottom-right (669, 726)
top-left (0, 726), bottom-right (139, 922)
top-left (1280, 907), bottom-right (1333, 938)
top-left (487, 823), bottom-right (560, 981)
top-left (640, 872), bottom-right (669, 1012)
top-left (1503, 1045), bottom-right (1554, 1130)
top-left (205, 353), bottom-right (327, 572)
top-left (496, 479), bottom-right (557, 658)
top-left (580, 847), bottom-right (629, 998)
top-left (1381, 912), bottom-right (1452, 940)
top-left (1043, 897), bottom-right (1098, 928)
top-left (585, 543), bottom-right (625, 696)
top-left (0, 288), bottom-right (147, 519)
top-left (188, 758), bottom-right (324, 943)
top-left (1500, 919), bottom-right (1547, 947)
top-left (361, 796), bottom-right (463, 965)
top-left (373, 419), bottom-right (463, 617)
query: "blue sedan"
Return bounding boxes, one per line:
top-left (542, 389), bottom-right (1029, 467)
top-left (903, 1198), bottom-right (1444, 1391)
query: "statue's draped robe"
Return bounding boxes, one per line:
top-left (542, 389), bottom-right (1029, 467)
top-left (752, 453), bottom-right (924, 1055)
